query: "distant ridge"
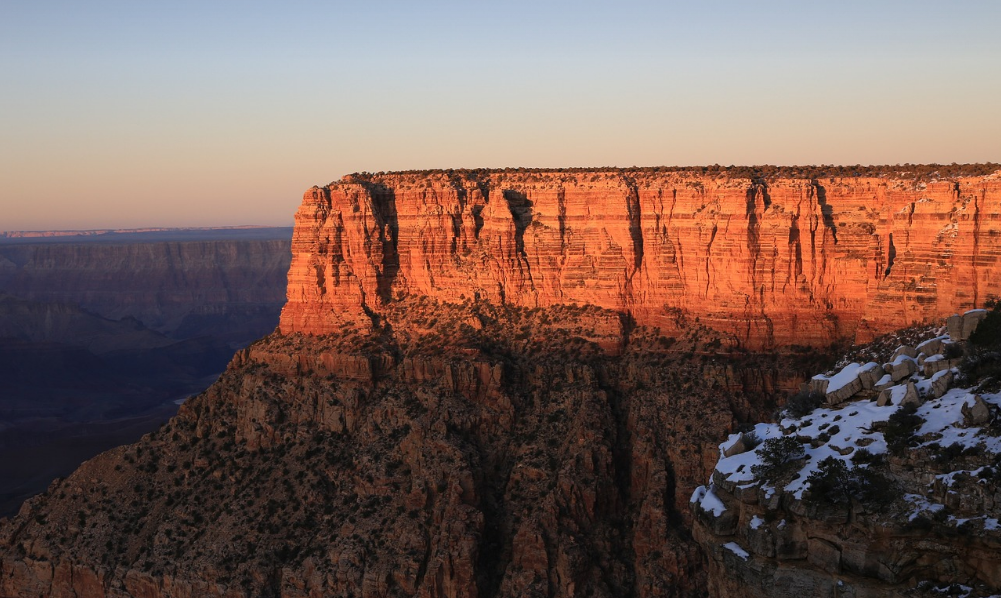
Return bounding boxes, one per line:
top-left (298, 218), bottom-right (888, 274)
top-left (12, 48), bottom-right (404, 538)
top-left (0, 225), bottom-right (294, 245)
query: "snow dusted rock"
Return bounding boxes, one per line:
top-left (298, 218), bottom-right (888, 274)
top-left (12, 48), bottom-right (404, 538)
top-left (949, 309), bottom-right (989, 341)
top-left (885, 355), bottom-right (918, 382)
top-left (858, 362), bottom-right (884, 390)
top-left (810, 363), bottom-right (864, 405)
top-left (873, 373), bottom-right (894, 392)
top-left (692, 486), bottom-right (738, 535)
top-left (746, 523), bottom-right (775, 558)
top-left (722, 434), bottom-right (754, 458)
top-left (891, 345), bottom-right (918, 360)
top-left (930, 369), bottom-right (954, 399)
top-left (924, 354), bottom-right (963, 377)
top-left (962, 395), bottom-right (992, 426)
top-left (877, 382), bottom-right (919, 407)
top-left (917, 336), bottom-right (947, 357)
top-left (694, 323), bottom-right (1001, 598)
top-left (900, 381), bottom-right (922, 407)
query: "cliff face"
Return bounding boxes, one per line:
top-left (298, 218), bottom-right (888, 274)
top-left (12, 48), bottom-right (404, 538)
top-left (0, 238), bottom-right (291, 343)
top-left (0, 298), bottom-right (816, 598)
top-left (281, 171), bottom-right (1001, 349)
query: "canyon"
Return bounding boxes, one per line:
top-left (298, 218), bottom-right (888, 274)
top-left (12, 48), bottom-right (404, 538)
top-left (0, 229), bottom-right (292, 343)
top-left (1, 167), bottom-right (1000, 597)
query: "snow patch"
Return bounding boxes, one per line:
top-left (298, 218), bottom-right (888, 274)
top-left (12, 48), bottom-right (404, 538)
top-left (694, 485), bottom-right (727, 516)
top-left (723, 542), bottom-right (750, 560)
top-left (816, 360), bottom-right (864, 394)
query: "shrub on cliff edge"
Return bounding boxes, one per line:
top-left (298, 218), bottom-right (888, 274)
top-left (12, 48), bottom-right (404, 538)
top-left (804, 457), bottom-right (896, 510)
top-left (783, 390), bottom-right (825, 418)
top-left (752, 436), bottom-right (806, 486)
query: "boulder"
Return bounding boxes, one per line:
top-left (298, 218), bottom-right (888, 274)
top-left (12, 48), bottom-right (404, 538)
top-left (961, 395), bottom-right (991, 426)
top-left (812, 363), bottom-right (865, 405)
top-left (885, 356), bottom-right (918, 382)
top-left (891, 345), bottom-right (918, 360)
top-left (808, 376), bottom-right (829, 396)
top-left (826, 376), bottom-right (862, 405)
top-left (877, 382), bottom-right (919, 407)
top-left (723, 434), bottom-right (753, 458)
top-left (963, 309), bottom-right (989, 339)
top-left (899, 382), bottom-right (922, 407)
top-left (949, 309), bottom-right (989, 341)
top-left (873, 374), bottom-right (894, 392)
top-left (929, 369), bottom-right (953, 399)
top-left (947, 314), bottom-right (964, 341)
top-left (857, 362), bottom-right (884, 390)
top-left (916, 336), bottom-right (946, 356)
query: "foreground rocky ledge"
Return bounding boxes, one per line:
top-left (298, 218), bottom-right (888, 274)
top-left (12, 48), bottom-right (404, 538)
top-left (693, 309), bottom-right (1001, 597)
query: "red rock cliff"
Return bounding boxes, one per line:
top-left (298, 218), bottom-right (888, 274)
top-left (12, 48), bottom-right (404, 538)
top-left (280, 170), bottom-right (1001, 349)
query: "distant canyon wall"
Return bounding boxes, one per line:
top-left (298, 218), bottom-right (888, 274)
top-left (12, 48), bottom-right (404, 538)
top-left (280, 171), bottom-right (1001, 349)
top-left (0, 239), bottom-right (291, 341)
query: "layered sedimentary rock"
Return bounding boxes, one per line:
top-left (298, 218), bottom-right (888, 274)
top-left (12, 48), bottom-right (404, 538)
top-left (0, 237), bottom-right (291, 342)
top-left (282, 170), bottom-right (1001, 349)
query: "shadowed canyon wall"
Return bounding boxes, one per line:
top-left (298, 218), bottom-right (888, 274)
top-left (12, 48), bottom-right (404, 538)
top-left (281, 171), bottom-right (1001, 348)
top-left (0, 236), bottom-right (292, 344)
top-left (0, 233), bottom-right (292, 517)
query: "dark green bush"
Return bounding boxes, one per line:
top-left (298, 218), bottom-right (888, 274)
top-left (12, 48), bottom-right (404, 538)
top-left (959, 349), bottom-right (1001, 392)
top-left (883, 403), bottom-right (924, 455)
top-left (943, 343), bottom-right (964, 359)
top-left (784, 390), bottom-right (825, 418)
top-left (931, 442), bottom-right (983, 464)
top-left (851, 448), bottom-right (885, 466)
top-left (739, 431), bottom-right (762, 450)
top-left (752, 436), bottom-right (806, 485)
top-left (969, 301), bottom-right (1001, 348)
top-left (804, 457), bottom-right (896, 510)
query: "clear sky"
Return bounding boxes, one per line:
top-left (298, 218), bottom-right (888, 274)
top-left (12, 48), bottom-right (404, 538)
top-left (2, 1), bottom-right (999, 231)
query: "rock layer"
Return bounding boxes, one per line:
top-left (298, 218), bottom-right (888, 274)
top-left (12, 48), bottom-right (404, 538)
top-left (0, 237), bottom-right (291, 342)
top-left (281, 170), bottom-right (1001, 349)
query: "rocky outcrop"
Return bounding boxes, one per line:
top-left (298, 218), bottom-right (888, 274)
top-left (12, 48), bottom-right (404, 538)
top-left (692, 313), bottom-right (1001, 597)
top-left (0, 298), bottom-right (819, 598)
top-left (281, 170), bottom-right (1001, 349)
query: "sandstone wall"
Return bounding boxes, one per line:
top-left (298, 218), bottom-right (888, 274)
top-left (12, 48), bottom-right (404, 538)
top-left (280, 171), bottom-right (1001, 349)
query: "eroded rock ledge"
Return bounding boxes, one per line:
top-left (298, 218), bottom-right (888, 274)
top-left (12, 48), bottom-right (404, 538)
top-left (693, 310), bottom-right (1001, 597)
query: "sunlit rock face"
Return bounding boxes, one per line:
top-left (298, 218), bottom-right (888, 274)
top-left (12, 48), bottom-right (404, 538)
top-left (281, 170), bottom-right (1001, 349)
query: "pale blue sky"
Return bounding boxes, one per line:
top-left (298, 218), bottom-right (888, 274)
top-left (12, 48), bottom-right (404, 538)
top-left (2, 1), bottom-right (999, 230)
